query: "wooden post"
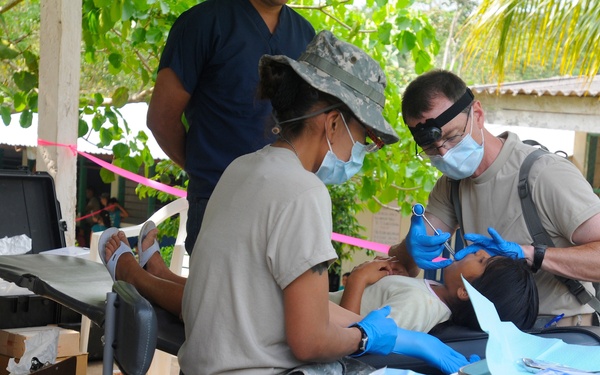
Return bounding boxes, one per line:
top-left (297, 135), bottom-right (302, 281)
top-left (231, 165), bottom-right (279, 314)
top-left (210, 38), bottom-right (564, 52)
top-left (38, 0), bottom-right (82, 246)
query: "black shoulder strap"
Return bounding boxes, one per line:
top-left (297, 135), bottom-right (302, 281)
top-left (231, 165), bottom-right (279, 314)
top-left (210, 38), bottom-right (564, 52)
top-left (450, 179), bottom-right (465, 245)
top-left (518, 149), bottom-right (556, 247)
top-left (519, 149), bottom-right (600, 313)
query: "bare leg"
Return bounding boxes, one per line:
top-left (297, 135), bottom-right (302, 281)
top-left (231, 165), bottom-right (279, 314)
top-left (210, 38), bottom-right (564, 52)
top-left (139, 227), bottom-right (186, 286)
top-left (105, 231), bottom-right (184, 318)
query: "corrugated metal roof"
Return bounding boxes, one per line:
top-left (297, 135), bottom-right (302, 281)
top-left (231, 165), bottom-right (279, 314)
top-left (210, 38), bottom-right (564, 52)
top-left (471, 75), bottom-right (600, 98)
top-left (0, 103), bottom-right (168, 160)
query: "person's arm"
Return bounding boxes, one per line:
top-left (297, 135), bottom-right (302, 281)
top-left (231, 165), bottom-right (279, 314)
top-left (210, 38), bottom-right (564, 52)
top-left (283, 262), bottom-right (363, 361)
top-left (523, 213), bottom-right (600, 282)
top-left (115, 203), bottom-right (129, 219)
top-left (339, 259), bottom-right (396, 314)
top-left (147, 68), bottom-right (190, 169)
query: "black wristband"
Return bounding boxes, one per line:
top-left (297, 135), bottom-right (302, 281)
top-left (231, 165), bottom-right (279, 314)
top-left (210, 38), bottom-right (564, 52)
top-left (349, 323), bottom-right (368, 357)
top-left (531, 244), bottom-right (547, 273)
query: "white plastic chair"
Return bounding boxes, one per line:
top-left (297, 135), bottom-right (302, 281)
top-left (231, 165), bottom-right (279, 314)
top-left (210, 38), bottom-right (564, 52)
top-left (89, 197), bottom-right (188, 275)
top-left (85, 198), bottom-right (188, 373)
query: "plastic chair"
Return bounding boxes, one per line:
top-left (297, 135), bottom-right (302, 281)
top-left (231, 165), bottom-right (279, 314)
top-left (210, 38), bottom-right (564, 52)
top-left (89, 197), bottom-right (188, 275)
top-left (85, 198), bottom-right (188, 373)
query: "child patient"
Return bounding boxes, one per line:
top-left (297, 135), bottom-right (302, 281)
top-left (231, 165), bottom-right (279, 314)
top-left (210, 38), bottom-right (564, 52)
top-left (100, 220), bottom-right (538, 334)
top-left (329, 250), bottom-right (539, 333)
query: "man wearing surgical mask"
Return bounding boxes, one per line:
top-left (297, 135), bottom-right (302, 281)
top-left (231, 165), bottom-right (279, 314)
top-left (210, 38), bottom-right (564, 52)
top-left (389, 69), bottom-right (600, 327)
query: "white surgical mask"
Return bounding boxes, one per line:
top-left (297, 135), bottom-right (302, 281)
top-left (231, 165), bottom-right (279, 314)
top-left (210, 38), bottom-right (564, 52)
top-left (316, 113), bottom-right (367, 185)
top-left (429, 108), bottom-right (484, 180)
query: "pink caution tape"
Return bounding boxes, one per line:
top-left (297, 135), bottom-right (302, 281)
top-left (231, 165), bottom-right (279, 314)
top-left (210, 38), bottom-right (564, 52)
top-left (38, 138), bottom-right (432, 255)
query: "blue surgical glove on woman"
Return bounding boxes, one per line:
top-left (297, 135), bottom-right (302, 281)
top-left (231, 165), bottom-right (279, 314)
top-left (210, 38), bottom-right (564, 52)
top-left (350, 305), bottom-right (398, 356)
top-left (406, 211), bottom-right (453, 270)
top-left (455, 227), bottom-right (524, 260)
top-left (393, 328), bottom-right (480, 374)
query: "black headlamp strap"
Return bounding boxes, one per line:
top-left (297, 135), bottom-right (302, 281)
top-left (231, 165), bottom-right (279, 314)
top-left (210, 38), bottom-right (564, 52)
top-left (409, 88), bottom-right (474, 144)
top-left (432, 88), bottom-right (474, 128)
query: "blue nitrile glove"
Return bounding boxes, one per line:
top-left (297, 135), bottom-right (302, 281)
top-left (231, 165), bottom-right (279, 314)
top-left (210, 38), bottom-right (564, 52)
top-left (393, 328), bottom-right (476, 374)
top-left (455, 227), bottom-right (524, 260)
top-left (406, 205), bottom-right (453, 270)
top-left (350, 305), bottom-right (397, 356)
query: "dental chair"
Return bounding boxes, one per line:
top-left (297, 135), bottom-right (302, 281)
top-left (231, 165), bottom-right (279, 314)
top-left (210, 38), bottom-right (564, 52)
top-left (0, 197), bottom-right (188, 375)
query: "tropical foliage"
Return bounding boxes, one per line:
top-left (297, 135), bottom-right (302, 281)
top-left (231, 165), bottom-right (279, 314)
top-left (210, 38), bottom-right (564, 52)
top-left (460, 0), bottom-right (600, 83)
top-left (1, 0), bottom-right (443, 270)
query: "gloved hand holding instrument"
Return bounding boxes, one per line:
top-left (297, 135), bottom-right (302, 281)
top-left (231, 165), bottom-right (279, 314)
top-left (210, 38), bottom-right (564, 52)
top-left (407, 203), bottom-right (454, 270)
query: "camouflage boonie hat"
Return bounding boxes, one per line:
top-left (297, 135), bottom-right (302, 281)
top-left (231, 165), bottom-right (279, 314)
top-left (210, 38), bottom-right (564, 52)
top-left (259, 30), bottom-right (399, 145)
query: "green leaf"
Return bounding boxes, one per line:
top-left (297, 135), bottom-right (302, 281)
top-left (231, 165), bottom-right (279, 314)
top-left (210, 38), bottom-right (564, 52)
top-left (23, 51), bottom-right (39, 73)
top-left (146, 26), bottom-right (162, 43)
top-left (131, 28), bottom-right (146, 44)
top-left (27, 93), bottom-right (38, 111)
top-left (13, 92), bottom-right (26, 112)
top-left (110, 1), bottom-right (122, 23)
top-left (99, 8), bottom-right (114, 34)
top-left (99, 127), bottom-right (112, 145)
top-left (142, 147), bottom-right (155, 166)
top-left (78, 118), bottom-right (89, 137)
top-left (0, 106), bottom-right (11, 125)
top-left (93, 0), bottom-right (111, 7)
top-left (120, 156), bottom-right (140, 173)
top-left (395, 30), bottom-right (416, 54)
top-left (111, 87), bottom-right (129, 108)
top-left (100, 167), bottom-right (116, 184)
top-left (94, 93), bottom-right (104, 106)
top-left (19, 110), bottom-right (33, 128)
top-left (377, 23), bottom-right (393, 45)
top-left (105, 109), bottom-right (118, 125)
top-left (122, 0), bottom-right (135, 20)
top-left (113, 142), bottom-right (129, 158)
top-left (13, 71), bottom-right (38, 92)
top-left (108, 53), bottom-right (123, 69)
top-left (92, 114), bottom-right (104, 131)
top-left (0, 44), bottom-right (19, 59)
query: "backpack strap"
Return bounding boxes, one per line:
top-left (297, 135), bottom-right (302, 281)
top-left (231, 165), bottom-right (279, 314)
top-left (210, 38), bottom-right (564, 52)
top-left (518, 149), bottom-right (556, 247)
top-left (519, 149), bottom-right (600, 313)
top-left (450, 179), bottom-right (465, 245)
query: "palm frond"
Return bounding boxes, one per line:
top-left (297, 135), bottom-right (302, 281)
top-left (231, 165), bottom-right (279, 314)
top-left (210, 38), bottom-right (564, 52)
top-left (459, 0), bottom-right (600, 83)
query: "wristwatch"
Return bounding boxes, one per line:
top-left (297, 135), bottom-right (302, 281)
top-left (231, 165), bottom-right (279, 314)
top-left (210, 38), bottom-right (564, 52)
top-left (349, 323), bottom-right (368, 356)
top-left (531, 244), bottom-right (547, 273)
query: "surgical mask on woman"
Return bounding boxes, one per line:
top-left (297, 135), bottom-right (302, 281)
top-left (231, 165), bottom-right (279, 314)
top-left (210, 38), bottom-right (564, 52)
top-left (429, 107), bottom-right (484, 180)
top-left (316, 113), bottom-right (368, 185)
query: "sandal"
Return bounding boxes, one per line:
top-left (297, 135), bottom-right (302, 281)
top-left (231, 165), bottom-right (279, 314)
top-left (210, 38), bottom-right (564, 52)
top-left (138, 220), bottom-right (160, 269)
top-left (98, 227), bottom-right (134, 281)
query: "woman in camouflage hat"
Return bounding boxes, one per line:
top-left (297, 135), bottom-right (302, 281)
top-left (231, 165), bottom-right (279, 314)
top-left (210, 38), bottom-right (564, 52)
top-left (178, 29), bottom-right (403, 374)
top-left (100, 30), bottom-right (473, 374)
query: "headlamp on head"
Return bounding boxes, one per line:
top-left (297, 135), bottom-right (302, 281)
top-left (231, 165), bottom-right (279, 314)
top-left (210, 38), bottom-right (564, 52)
top-left (408, 88), bottom-right (474, 147)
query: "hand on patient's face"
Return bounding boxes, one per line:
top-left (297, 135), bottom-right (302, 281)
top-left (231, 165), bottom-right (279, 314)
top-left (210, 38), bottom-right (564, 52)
top-left (407, 214), bottom-right (453, 270)
top-left (457, 227), bottom-right (524, 260)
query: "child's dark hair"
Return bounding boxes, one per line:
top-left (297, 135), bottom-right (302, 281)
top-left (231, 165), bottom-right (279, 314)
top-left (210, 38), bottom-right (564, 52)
top-left (95, 209), bottom-right (111, 228)
top-left (450, 257), bottom-right (539, 330)
top-left (257, 61), bottom-right (354, 140)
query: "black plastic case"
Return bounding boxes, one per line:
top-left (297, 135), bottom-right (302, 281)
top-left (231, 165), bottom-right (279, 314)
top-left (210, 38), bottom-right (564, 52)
top-left (0, 170), bottom-right (66, 253)
top-left (0, 169), bottom-right (73, 329)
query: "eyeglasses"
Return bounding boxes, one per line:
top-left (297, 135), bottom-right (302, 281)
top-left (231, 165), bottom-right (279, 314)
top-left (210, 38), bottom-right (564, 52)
top-left (340, 112), bottom-right (384, 153)
top-left (417, 106), bottom-right (471, 158)
top-left (363, 125), bottom-right (384, 153)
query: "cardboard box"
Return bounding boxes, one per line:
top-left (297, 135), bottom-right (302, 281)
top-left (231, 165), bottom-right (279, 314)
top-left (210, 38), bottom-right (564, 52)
top-left (0, 326), bottom-right (80, 358)
top-left (0, 352), bottom-right (87, 375)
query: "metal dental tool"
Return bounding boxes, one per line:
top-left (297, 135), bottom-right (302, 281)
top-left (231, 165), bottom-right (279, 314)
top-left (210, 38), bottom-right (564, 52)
top-left (412, 203), bottom-right (455, 257)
